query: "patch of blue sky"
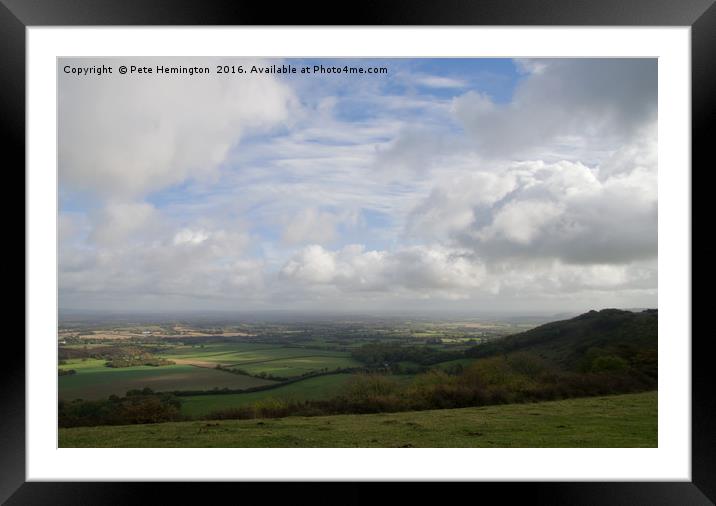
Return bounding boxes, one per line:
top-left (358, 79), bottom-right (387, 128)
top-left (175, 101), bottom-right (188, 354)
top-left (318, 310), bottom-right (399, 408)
top-left (360, 208), bottom-right (392, 229)
top-left (281, 57), bottom-right (520, 102)
top-left (349, 210), bottom-right (397, 252)
top-left (145, 179), bottom-right (196, 209)
top-left (406, 58), bottom-right (521, 103)
top-left (274, 58), bottom-right (520, 141)
top-left (59, 186), bottom-right (101, 214)
top-left (247, 227), bottom-right (283, 259)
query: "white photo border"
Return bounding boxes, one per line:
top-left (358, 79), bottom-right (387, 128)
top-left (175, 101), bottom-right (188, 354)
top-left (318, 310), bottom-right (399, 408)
top-left (27, 26), bottom-right (690, 481)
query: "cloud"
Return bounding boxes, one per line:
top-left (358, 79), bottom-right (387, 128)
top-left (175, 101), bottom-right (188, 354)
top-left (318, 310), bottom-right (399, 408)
top-left (413, 75), bottom-right (467, 89)
top-left (280, 244), bottom-right (487, 296)
top-left (451, 59), bottom-right (657, 159)
top-left (280, 244), bottom-right (342, 284)
top-left (278, 243), bottom-right (655, 303)
top-left (89, 201), bottom-right (159, 247)
top-left (60, 205), bottom-right (260, 306)
top-left (374, 127), bottom-right (454, 175)
top-left (409, 131), bottom-right (657, 266)
top-left (59, 57), bottom-right (298, 199)
top-left (58, 58), bottom-right (658, 312)
top-left (281, 208), bottom-right (359, 246)
top-left (58, 57), bottom-right (298, 308)
top-left (483, 199), bottom-right (564, 245)
top-left (173, 228), bottom-right (210, 246)
top-left (407, 170), bottom-right (520, 238)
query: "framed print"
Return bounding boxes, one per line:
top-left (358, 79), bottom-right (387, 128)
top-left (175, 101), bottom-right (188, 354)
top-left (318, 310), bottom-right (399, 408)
top-left (6, 0), bottom-right (715, 503)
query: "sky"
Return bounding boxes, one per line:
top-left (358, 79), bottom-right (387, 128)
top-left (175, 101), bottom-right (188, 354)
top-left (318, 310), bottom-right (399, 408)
top-left (58, 57), bottom-right (657, 314)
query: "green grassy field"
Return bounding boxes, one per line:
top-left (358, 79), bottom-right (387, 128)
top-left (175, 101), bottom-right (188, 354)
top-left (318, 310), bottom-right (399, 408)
top-left (179, 373), bottom-right (417, 417)
top-left (59, 362), bottom-right (276, 400)
top-left (60, 358), bottom-right (108, 371)
top-left (179, 373), bottom-right (355, 417)
top-left (231, 355), bottom-right (359, 377)
top-left (158, 343), bottom-right (361, 377)
top-left (59, 343), bottom-right (362, 400)
top-left (59, 391), bottom-right (657, 448)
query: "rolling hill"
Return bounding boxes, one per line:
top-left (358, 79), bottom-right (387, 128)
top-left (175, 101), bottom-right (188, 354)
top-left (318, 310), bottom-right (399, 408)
top-left (466, 308), bottom-right (657, 376)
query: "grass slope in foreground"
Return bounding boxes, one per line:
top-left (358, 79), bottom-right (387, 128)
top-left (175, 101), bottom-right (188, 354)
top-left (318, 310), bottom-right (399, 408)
top-left (60, 391), bottom-right (656, 448)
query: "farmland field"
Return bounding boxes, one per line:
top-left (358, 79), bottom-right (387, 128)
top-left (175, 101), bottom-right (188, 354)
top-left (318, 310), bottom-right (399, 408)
top-left (159, 343), bottom-right (360, 377)
top-left (179, 373), bottom-right (417, 417)
top-left (226, 355), bottom-right (359, 377)
top-left (59, 361), bottom-right (276, 400)
top-left (179, 373), bottom-right (355, 417)
top-left (59, 391), bottom-right (657, 448)
top-left (58, 342), bottom-right (361, 400)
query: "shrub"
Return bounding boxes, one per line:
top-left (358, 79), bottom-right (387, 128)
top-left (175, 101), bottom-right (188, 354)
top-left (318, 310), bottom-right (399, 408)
top-left (590, 355), bottom-right (629, 373)
top-left (344, 373), bottom-right (399, 402)
top-left (58, 392), bottom-right (184, 427)
top-left (506, 352), bottom-right (547, 378)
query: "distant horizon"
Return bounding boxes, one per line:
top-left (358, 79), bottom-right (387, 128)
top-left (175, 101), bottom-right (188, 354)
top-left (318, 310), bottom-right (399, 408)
top-left (58, 305), bottom-right (656, 322)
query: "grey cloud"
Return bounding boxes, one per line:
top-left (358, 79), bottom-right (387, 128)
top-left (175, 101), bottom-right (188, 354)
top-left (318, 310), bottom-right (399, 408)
top-left (277, 242), bottom-right (656, 304)
top-left (279, 244), bottom-right (487, 298)
top-left (452, 59), bottom-right (657, 159)
top-left (59, 57), bottom-right (297, 198)
top-left (409, 129), bottom-right (657, 267)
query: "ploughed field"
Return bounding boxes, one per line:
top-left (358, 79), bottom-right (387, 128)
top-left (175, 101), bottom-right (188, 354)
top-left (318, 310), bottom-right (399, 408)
top-left (59, 391), bottom-right (657, 448)
top-left (59, 343), bottom-right (361, 401)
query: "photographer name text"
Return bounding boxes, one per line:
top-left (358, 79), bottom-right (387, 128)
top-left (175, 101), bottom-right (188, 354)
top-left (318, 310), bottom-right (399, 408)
top-left (63, 64), bottom-right (389, 77)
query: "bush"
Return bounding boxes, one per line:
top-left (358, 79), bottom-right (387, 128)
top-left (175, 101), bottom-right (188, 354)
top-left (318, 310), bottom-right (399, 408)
top-left (590, 355), bottom-right (629, 373)
top-left (507, 352), bottom-right (547, 378)
top-left (118, 396), bottom-right (182, 424)
top-left (59, 392), bottom-right (184, 427)
top-left (351, 343), bottom-right (462, 367)
top-left (344, 373), bottom-right (399, 401)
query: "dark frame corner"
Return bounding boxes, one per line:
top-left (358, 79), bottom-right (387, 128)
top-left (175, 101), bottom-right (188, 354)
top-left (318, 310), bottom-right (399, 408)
top-left (6, 0), bottom-right (714, 503)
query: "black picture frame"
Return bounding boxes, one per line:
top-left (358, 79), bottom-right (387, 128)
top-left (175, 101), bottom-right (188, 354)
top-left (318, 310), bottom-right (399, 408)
top-left (5, 0), bottom-right (714, 503)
